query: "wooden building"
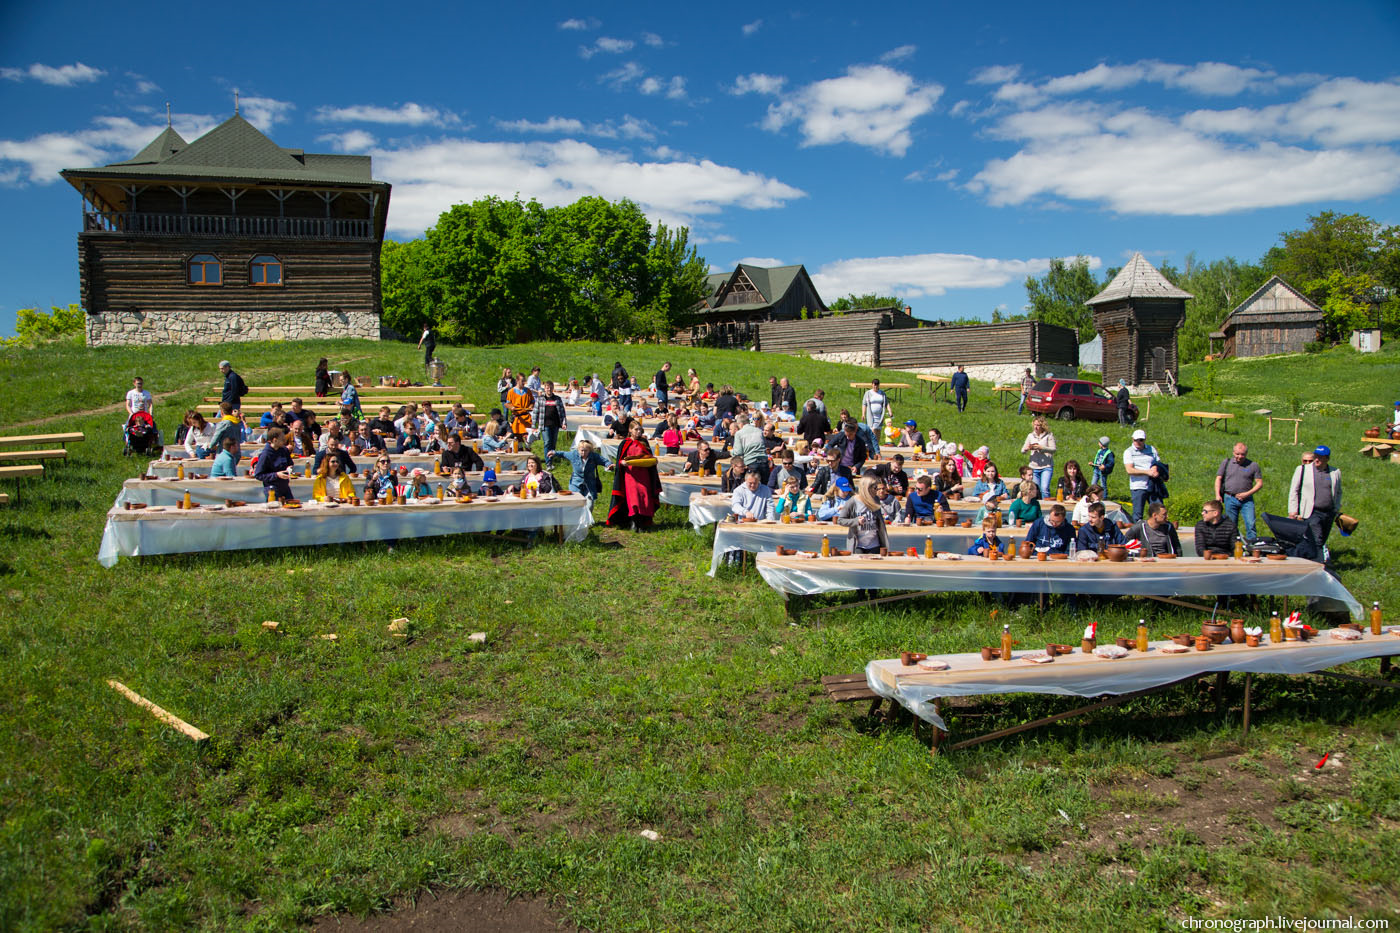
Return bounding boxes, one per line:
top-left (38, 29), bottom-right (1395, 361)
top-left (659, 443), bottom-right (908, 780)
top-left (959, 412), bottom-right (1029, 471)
top-left (1216, 275), bottom-right (1321, 358)
top-left (60, 114), bottom-right (391, 346)
top-left (682, 263), bottom-right (832, 347)
top-left (1087, 252), bottom-right (1192, 390)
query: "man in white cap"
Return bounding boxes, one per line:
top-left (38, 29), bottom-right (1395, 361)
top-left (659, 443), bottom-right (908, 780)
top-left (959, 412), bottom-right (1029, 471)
top-left (1122, 429), bottom-right (1161, 522)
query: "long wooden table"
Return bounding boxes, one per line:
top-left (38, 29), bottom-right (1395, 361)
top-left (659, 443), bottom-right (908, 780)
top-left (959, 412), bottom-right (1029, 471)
top-left (917, 374), bottom-right (950, 402)
top-left (246, 385), bottom-right (459, 397)
top-left (850, 381), bottom-right (911, 402)
top-left (755, 552), bottom-right (1363, 619)
top-left (866, 629), bottom-right (1400, 753)
top-left (116, 471), bottom-right (530, 508)
top-left (0, 432), bottom-right (85, 450)
top-left (98, 493), bottom-right (594, 566)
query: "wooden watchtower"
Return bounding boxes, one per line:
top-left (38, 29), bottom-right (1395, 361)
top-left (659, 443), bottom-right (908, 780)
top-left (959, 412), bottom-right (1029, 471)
top-left (1086, 252), bottom-right (1192, 390)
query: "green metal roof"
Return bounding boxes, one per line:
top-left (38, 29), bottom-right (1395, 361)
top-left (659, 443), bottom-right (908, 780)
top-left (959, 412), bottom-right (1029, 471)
top-left (703, 263), bottom-right (811, 312)
top-left (62, 114), bottom-right (380, 186)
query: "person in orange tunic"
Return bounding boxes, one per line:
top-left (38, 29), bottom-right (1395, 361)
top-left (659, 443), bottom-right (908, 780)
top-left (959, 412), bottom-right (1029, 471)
top-left (505, 373), bottom-right (534, 445)
top-left (606, 420), bottom-right (662, 530)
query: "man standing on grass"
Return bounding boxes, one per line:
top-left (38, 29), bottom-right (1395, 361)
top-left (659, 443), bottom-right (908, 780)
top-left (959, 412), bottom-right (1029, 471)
top-left (655, 361), bottom-right (671, 411)
top-left (1017, 368), bottom-right (1035, 415)
top-left (1289, 445), bottom-right (1342, 551)
top-left (417, 325), bottom-right (436, 366)
top-left (1215, 442), bottom-right (1262, 542)
top-left (219, 360), bottom-right (248, 410)
top-left (1122, 429), bottom-right (1162, 522)
top-left (124, 376), bottom-right (152, 418)
top-left (951, 365), bottom-right (970, 412)
top-left (1115, 379), bottom-right (1133, 425)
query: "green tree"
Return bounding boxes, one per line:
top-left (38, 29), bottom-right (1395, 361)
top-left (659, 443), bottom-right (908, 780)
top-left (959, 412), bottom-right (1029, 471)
top-left (1023, 256), bottom-right (1102, 342)
top-left (4, 303), bottom-right (84, 347)
top-left (828, 293), bottom-right (901, 312)
top-left (1262, 211), bottom-right (1400, 340)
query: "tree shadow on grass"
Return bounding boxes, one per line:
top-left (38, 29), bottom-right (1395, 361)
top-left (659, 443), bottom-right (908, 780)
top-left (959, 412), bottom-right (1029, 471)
top-left (0, 523), bottom-right (52, 540)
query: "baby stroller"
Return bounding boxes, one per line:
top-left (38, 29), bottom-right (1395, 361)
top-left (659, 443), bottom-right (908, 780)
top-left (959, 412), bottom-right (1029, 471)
top-left (123, 410), bottom-right (159, 456)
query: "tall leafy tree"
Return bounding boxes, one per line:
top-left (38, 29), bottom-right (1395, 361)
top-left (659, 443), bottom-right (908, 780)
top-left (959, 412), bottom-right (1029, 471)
top-left (1262, 211), bottom-right (1400, 341)
top-left (1023, 256), bottom-right (1102, 342)
top-left (1163, 254), bottom-right (1268, 362)
top-left (828, 293), bottom-right (902, 312)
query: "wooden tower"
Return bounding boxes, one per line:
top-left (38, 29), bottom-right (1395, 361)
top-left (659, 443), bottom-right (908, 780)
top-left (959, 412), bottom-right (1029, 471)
top-left (1086, 252), bottom-right (1192, 389)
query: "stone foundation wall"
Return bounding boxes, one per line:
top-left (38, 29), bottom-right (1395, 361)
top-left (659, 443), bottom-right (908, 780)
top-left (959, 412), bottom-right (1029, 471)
top-left (85, 310), bottom-right (381, 347)
top-left (901, 362), bottom-right (1079, 386)
top-left (810, 350), bottom-right (876, 367)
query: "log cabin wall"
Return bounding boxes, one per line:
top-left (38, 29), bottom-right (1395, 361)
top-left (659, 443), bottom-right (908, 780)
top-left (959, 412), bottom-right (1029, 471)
top-left (79, 234), bottom-right (379, 315)
top-left (1232, 320), bottom-right (1320, 356)
top-left (757, 314), bottom-right (887, 365)
top-left (1094, 299), bottom-right (1184, 386)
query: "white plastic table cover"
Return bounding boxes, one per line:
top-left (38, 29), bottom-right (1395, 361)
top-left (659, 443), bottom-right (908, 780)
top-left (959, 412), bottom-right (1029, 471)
top-left (866, 630), bottom-right (1400, 732)
top-left (686, 492), bottom-right (994, 530)
top-left (702, 516), bottom-right (1188, 568)
top-left (115, 471), bottom-right (529, 508)
top-left (658, 473), bottom-right (723, 507)
top-left (145, 451), bottom-right (536, 478)
top-left (97, 495), bottom-right (594, 566)
top-left (754, 553), bottom-right (1363, 618)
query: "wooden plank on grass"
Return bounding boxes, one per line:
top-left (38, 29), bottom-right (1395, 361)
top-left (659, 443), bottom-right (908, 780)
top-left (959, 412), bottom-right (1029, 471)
top-left (0, 449), bottom-right (67, 463)
top-left (0, 432), bottom-right (84, 449)
top-left (0, 465), bottom-right (44, 480)
top-left (107, 679), bottom-right (209, 742)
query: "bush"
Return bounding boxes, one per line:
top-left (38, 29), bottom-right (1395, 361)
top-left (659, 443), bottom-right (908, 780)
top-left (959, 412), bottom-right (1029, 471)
top-left (3, 304), bottom-right (84, 347)
top-left (1303, 340), bottom-right (1326, 354)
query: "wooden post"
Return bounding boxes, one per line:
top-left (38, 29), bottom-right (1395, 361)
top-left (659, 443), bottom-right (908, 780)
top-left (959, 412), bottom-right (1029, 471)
top-left (1242, 674), bottom-right (1252, 737)
top-left (107, 680), bottom-right (209, 742)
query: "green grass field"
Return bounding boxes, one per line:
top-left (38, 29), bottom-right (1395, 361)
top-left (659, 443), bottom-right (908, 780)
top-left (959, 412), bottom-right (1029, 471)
top-left (1, 338), bottom-right (1398, 931)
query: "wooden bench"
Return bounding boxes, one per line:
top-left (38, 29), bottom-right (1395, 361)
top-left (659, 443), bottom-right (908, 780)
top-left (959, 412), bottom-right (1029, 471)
top-left (0, 464), bottom-right (44, 503)
top-left (0, 432), bottom-right (84, 450)
top-left (991, 385), bottom-right (1019, 410)
top-left (0, 493), bottom-right (9, 507)
top-left (0, 448), bottom-right (67, 464)
top-left (820, 673), bottom-right (885, 717)
top-left (1184, 411), bottom-right (1234, 431)
top-left (917, 374), bottom-right (951, 402)
top-left (247, 385), bottom-right (459, 397)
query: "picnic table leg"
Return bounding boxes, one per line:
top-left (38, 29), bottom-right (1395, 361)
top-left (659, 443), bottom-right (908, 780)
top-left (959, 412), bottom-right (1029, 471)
top-left (1242, 673), bottom-right (1253, 737)
top-left (928, 699), bottom-right (945, 756)
top-left (1267, 419), bottom-right (1274, 442)
top-left (1213, 671), bottom-right (1229, 713)
top-left (1381, 657), bottom-right (1392, 676)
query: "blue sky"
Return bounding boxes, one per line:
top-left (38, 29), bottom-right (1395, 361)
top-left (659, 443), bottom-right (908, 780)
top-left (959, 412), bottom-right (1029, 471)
top-left (2, 0), bottom-right (1399, 336)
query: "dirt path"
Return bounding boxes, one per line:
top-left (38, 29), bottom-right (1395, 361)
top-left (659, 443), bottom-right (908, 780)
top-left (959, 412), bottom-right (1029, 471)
top-left (9, 356), bottom-right (373, 429)
top-left (311, 888), bottom-right (574, 932)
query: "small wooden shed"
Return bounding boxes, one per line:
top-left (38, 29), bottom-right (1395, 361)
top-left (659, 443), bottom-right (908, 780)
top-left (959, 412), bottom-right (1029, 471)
top-left (1087, 253), bottom-right (1192, 389)
top-left (1219, 276), bottom-right (1321, 358)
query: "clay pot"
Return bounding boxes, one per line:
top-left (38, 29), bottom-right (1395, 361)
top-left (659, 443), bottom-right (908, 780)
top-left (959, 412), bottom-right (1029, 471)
top-left (1229, 619), bottom-right (1246, 644)
top-left (1014, 518), bottom-right (1023, 528)
top-left (1102, 545), bottom-right (1128, 562)
top-left (1036, 550), bottom-right (1047, 562)
top-left (980, 647), bottom-right (1001, 661)
top-left (1171, 634), bottom-right (1195, 646)
top-left (1118, 521), bottom-right (1132, 530)
top-left (1048, 553), bottom-right (1068, 561)
top-left (1081, 638), bottom-right (1096, 653)
top-left (1365, 427), bottom-right (1382, 439)
top-left (1019, 540), bottom-right (1034, 559)
top-left (1195, 635), bottom-right (1213, 651)
top-left (878, 547), bottom-right (889, 557)
top-left (1201, 622), bottom-right (1230, 645)
top-left (1046, 643), bottom-right (1074, 657)
top-left (1245, 634), bottom-right (1261, 647)
top-left (900, 651), bottom-right (927, 666)
top-left (1115, 637), bottom-right (1136, 650)
top-left (775, 546), bottom-right (795, 556)
top-left (961, 519), bottom-right (973, 528)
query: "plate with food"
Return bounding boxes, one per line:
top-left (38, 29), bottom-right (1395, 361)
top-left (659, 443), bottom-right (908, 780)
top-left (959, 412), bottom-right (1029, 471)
top-left (1093, 644), bottom-right (1130, 659)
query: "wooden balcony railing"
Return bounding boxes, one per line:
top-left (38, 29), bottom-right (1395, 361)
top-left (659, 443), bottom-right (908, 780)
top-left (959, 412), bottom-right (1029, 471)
top-left (83, 211), bottom-right (374, 240)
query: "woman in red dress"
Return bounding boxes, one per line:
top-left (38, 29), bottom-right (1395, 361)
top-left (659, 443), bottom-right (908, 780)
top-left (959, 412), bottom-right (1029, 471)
top-left (606, 420), bottom-right (662, 530)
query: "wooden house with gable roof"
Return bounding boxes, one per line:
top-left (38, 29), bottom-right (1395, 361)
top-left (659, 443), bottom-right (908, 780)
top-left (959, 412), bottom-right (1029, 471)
top-left (60, 113), bottom-right (390, 346)
top-left (1087, 252), bottom-right (1193, 391)
top-left (1214, 275), bottom-right (1321, 358)
top-left (681, 263), bottom-right (831, 347)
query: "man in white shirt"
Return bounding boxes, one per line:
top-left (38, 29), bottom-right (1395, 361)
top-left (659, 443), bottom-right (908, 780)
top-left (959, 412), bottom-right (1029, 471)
top-left (1122, 429), bottom-right (1162, 522)
top-left (861, 379), bottom-right (890, 432)
top-left (125, 377), bottom-right (153, 417)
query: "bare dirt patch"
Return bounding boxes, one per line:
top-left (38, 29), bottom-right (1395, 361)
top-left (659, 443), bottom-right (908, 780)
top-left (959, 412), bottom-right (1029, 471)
top-left (312, 888), bottom-right (575, 932)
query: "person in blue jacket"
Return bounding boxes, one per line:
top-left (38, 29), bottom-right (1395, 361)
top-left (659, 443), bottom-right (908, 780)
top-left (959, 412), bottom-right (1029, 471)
top-left (254, 428), bottom-right (295, 500)
top-left (549, 439), bottom-right (611, 503)
top-left (900, 475), bottom-right (947, 523)
top-left (950, 364), bottom-right (970, 412)
top-left (966, 517), bottom-right (1003, 556)
top-left (1023, 503), bottom-right (1074, 553)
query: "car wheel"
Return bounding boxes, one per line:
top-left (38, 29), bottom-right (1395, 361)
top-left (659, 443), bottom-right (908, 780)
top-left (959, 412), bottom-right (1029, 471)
top-left (1057, 406), bottom-right (1075, 421)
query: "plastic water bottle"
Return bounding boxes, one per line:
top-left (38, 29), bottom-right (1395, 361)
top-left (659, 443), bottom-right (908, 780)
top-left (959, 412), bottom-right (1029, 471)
top-left (1068, 539), bottom-right (1077, 560)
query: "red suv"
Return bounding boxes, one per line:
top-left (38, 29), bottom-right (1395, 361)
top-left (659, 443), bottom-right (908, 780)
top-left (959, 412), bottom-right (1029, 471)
top-left (1024, 378), bottom-right (1120, 421)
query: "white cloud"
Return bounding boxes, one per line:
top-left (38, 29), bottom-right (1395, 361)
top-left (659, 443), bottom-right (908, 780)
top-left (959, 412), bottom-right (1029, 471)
top-left (736, 256), bottom-right (784, 267)
top-left (0, 113), bottom-right (219, 185)
top-left (1181, 77), bottom-right (1400, 146)
top-left (1, 61), bottom-right (105, 86)
top-left (761, 65), bottom-right (943, 156)
top-left (558, 17), bottom-right (599, 30)
top-left (317, 130), bottom-right (376, 152)
top-left (313, 102), bottom-right (455, 126)
top-left (742, 19), bottom-right (763, 36)
top-left (971, 65), bottom-right (1020, 85)
top-left (494, 114), bottom-right (658, 141)
top-left (880, 45), bottom-right (916, 63)
top-left (935, 168), bottom-right (958, 182)
top-left (969, 101), bottom-right (1400, 215)
top-left (730, 73), bottom-right (786, 96)
top-left (641, 76), bottom-right (686, 99)
top-left (580, 36), bottom-right (634, 58)
top-left (811, 252), bottom-right (1102, 299)
top-left (125, 73), bottom-right (160, 95)
top-left (600, 62), bottom-right (645, 89)
top-left (237, 95), bottom-right (294, 132)
top-left (642, 32), bottom-right (664, 48)
top-left (369, 136), bottom-right (807, 236)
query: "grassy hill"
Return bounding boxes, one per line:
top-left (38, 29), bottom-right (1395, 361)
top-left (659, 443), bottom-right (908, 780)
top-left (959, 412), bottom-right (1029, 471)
top-left (1, 338), bottom-right (1398, 930)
